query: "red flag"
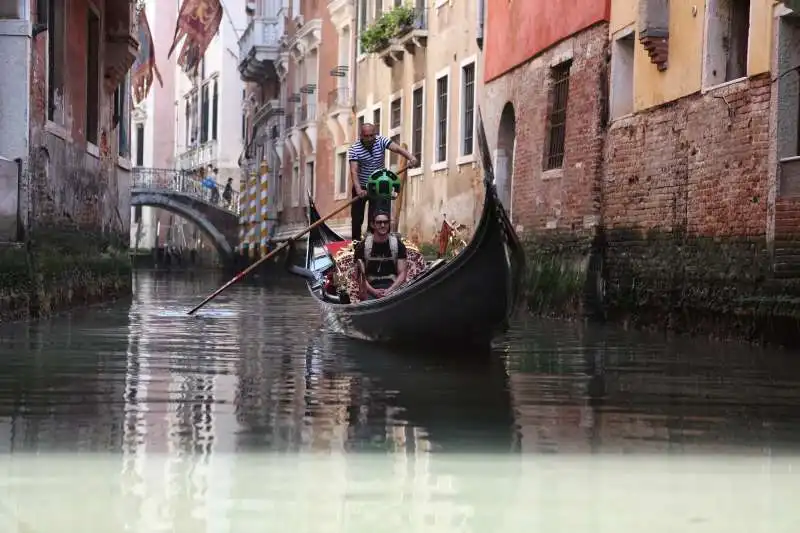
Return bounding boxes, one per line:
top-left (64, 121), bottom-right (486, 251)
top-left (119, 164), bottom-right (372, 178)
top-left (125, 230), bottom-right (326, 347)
top-left (168, 0), bottom-right (224, 71)
top-left (438, 219), bottom-right (453, 258)
top-left (131, 9), bottom-right (163, 104)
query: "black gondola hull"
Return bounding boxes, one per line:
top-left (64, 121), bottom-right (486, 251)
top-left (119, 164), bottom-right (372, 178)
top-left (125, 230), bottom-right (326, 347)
top-left (299, 179), bottom-right (526, 347)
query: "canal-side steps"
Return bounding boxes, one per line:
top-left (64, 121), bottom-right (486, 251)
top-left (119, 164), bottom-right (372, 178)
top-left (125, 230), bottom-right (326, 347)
top-left (773, 239), bottom-right (800, 279)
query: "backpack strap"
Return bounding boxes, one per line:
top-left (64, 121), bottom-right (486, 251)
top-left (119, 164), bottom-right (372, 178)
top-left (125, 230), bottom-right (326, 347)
top-left (364, 234), bottom-right (374, 259)
top-left (389, 234), bottom-right (398, 261)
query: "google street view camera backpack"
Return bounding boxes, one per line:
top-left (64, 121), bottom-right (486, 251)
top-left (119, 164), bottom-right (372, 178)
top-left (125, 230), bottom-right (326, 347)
top-left (366, 168), bottom-right (401, 200)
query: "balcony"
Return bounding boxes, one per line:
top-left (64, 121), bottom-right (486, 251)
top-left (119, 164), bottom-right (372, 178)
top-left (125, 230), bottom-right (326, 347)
top-left (361, 6), bottom-right (427, 67)
top-left (103, 0), bottom-right (140, 91)
top-left (299, 103), bottom-right (318, 153)
top-left (252, 99), bottom-right (284, 129)
top-left (326, 87), bottom-right (353, 145)
top-left (178, 141), bottom-right (218, 171)
top-left (289, 18), bottom-right (322, 62)
top-left (238, 17), bottom-right (283, 82)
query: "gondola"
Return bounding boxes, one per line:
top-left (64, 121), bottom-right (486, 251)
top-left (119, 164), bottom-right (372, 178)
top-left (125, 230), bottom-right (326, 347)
top-left (287, 114), bottom-right (526, 347)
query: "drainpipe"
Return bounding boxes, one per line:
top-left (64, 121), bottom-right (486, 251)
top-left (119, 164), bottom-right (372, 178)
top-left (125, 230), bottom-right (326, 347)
top-left (476, 0), bottom-right (484, 50)
top-left (14, 157), bottom-right (24, 242)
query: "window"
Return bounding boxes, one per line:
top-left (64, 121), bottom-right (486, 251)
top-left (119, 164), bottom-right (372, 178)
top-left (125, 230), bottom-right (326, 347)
top-left (291, 165), bottom-right (300, 207)
top-left (704, 0), bottom-right (751, 87)
top-left (305, 161), bottom-right (315, 204)
top-left (0, 2), bottom-right (21, 18)
top-left (336, 151), bottom-right (348, 196)
top-left (389, 134), bottom-right (401, 168)
top-left (776, 14), bottom-right (800, 197)
top-left (460, 61), bottom-right (475, 157)
top-left (390, 98), bottom-right (402, 129)
top-left (435, 73), bottom-right (449, 164)
top-left (135, 123), bottom-right (145, 166)
top-left (86, 7), bottom-right (101, 145)
top-left (185, 99), bottom-right (192, 147)
top-left (46, 0), bottom-right (65, 123)
top-left (115, 76), bottom-right (131, 158)
top-left (389, 96), bottom-right (402, 168)
top-left (200, 83), bottom-right (210, 143)
top-left (544, 61), bottom-right (571, 170)
top-left (373, 107), bottom-right (381, 134)
top-left (212, 79), bottom-right (219, 141)
top-left (358, 0), bottom-right (367, 54)
top-left (134, 205), bottom-right (142, 223)
top-left (190, 92), bottom-right (199, 145)
top-left (412, 85), bottom-right (424, 165)
top-left (610, 31), bottom-right (635, 119)
top-left (376, 0), bottom-right (383, 16)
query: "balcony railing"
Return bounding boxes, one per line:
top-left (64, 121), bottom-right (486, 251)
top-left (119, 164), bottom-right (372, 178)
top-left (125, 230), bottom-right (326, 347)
top-left (299, 103), bottom-right (317, 123)
top-left (328, 87), bottom-right (351, 108)
top-left (132, 167), bottom-right (240, 215)
top-left (285, 114), bottom-right (294, 129)
top-left (177, 140), bottom-right (218, 171)
top-left (252, 99), bottom-right (284, 128)
top-left (238, 16), bottom-right (283, 81)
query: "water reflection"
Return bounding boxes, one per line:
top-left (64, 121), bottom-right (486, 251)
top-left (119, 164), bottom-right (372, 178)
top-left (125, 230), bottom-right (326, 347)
top-left (0, 272), bottom-right (798, 530)
top-left (505, 315), bottom-right (800, 455)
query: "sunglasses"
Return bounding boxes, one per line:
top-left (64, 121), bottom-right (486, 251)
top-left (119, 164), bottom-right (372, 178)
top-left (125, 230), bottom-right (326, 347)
top-left (374, 219), bottom-right (389, 225)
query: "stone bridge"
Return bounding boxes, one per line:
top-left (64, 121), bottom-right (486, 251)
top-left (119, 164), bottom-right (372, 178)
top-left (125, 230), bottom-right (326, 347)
top-left (131, 168), bottom-right (241, 262)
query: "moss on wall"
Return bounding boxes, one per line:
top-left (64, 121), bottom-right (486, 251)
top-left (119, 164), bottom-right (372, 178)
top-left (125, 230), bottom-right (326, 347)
top-left (605, 229), bottom-right (800, 346)
top-left (0, 244), bottom-right (34, 321)
top-left (519, 227), bottom-right (800, 347)
top-left (521, 230), bottom-right (602, 318)
top-left (0, 227), bottom-right (131, 322)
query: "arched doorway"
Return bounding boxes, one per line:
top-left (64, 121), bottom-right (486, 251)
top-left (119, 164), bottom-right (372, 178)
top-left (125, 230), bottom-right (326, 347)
top-left (495, 103), bottom-right (516, 215)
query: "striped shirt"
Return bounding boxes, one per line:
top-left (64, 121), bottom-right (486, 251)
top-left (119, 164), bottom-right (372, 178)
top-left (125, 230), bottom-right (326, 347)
top-left (347, 135), bottom-right (392, 186)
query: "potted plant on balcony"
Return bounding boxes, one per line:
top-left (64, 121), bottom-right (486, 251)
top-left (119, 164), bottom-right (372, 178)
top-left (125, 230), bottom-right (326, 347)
top-left (387, 4), bottom-right (416, 36)
top-left (360, 15), bottom-right (392, 53)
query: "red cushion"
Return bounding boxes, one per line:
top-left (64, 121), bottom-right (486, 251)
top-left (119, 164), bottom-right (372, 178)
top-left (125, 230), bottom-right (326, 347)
top-left (324, 240), bottom-right (352, 258)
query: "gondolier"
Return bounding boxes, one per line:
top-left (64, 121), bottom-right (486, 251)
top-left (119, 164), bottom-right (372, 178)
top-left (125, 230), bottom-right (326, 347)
top-left (348, 123), bottom-right (417, 241)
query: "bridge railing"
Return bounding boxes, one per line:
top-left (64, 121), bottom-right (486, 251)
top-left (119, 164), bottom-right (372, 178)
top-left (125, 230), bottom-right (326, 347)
top-left (132, 167), bottom-right (241, 215)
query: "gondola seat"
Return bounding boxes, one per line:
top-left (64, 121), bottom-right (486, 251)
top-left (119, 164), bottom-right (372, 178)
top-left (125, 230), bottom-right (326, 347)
top-left (330, 240), bottom-right (428, 303)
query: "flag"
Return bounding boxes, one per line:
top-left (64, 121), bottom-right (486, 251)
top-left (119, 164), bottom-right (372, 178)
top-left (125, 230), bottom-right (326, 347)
top-left (438, 219), bottom-right (453, 258)
top-left (168, 0), bottom-right (224, 72)
top-left (131, 9), bottom-right (163, 105)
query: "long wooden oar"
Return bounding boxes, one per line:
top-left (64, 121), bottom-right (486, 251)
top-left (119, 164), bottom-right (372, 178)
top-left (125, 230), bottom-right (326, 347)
top-left (187, 196), bottom-right (360, 315)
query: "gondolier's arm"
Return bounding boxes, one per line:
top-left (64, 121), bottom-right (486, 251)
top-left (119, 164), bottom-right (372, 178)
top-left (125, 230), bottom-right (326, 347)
top-left (387, 141), bottom-right (418, 168)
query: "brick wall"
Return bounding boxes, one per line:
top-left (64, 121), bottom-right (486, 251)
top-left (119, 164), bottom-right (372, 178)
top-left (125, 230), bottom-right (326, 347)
top-left (28, 0), bottom-right (131, 240)
top-left (483, 23), bottom-right (608, 234)
top-left (604, 74), bottom-right (771, 237)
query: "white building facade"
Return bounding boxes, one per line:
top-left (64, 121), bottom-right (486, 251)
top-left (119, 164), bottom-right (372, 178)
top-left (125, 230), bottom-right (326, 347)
top-left (130, 0), bottom-right (248, 255)
top-left (174, 0), bottom-right (247, 186)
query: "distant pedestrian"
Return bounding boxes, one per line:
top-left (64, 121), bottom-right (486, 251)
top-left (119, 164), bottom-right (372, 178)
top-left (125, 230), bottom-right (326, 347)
top-left (223, 177), bottom-right (233, 207)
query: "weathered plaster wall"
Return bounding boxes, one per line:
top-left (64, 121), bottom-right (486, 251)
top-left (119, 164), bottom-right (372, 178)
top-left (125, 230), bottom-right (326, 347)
top-left (484, 0), bottom-right (610, 83)
top-left (609, 0), bottom-right (775, 112)
top-left (0, 0), bottom-right (135, 322)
